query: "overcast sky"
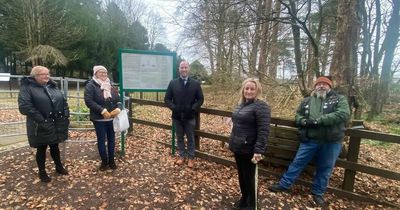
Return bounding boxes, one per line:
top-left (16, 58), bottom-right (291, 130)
top-left (146, 0), bottom-right (180, 50)
top-left (145, 0), bottom-right (202, 62)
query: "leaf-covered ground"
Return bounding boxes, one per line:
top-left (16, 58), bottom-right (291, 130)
top-left (0, 121), bottom-right (398, 209)
top-left (1, 88), bottom-right (399, 209)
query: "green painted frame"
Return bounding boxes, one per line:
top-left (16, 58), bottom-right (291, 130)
top-left (118, 49), bottom-right (177, 155)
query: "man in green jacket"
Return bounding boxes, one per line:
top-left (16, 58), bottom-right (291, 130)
top-left (268, 76), bottom-right (350, 206)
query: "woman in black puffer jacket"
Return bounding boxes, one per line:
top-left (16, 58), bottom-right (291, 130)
top-left (18, 66), bottom-right (69, 183)
top-left (229, 78), bottom-right (270, 210)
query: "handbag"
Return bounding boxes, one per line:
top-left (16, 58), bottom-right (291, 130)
top-left (113, 109), bottom-right (130, 132)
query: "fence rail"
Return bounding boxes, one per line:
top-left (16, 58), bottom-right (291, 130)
top-left (129, 98), bottom-right (400, 208)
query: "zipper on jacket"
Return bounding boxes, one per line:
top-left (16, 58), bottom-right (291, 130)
top-left (34, 121), bottom-right (38, 136)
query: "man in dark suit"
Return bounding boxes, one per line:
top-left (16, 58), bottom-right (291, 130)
top-left (164, 60), bottom-right (204, 168)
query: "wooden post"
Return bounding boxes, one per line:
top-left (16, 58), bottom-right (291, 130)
top-left (127, 96), bottom-right (133, 134)
top-left (195, 111), bottom-right (200, 151)
top-left (342, 120), bottom-right (364, 191)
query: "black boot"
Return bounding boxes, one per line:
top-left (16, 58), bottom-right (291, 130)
top-left (39, 170), bottom-right (51, 183)
top-left (108, 159), bottom-right (117, 170)
top-left (312, 194), bottom-right (325, 206)
top-left (233, 197), bottom-right (247, 209)
top-left (99, 161), bottom-right (108, 171)
top-left (56, 166), bottom-right (69, 175)
top-left (50, 144), bottom-right (68, 175)
top-left (36, 146), bottom-right (50, 182)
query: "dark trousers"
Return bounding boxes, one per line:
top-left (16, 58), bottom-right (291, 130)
top-left (93, 120), bottom-right (116, 164)
top-left (173, 118), bottom-right (196, 159)
top-left (36, 143), bottom-right (62, 171)
top-left (234, 153), bottom-right (256, 207)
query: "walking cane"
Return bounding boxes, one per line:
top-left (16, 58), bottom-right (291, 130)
top-left (251, 155), bottom-right (263, 210)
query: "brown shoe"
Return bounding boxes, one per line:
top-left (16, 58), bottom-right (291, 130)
top-left (176, 158), bottom-right (185, 165)
top-left (187, 159), bottom-right (194, 168)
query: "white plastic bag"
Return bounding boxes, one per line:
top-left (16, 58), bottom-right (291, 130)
top-left (113, 109), bottom-right (129, 132)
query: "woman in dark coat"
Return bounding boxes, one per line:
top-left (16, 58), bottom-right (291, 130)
top-left (18, 66), bottom-right (69, 183)
top-left (229, 78), bottom-right (271, 210)
top-left (84, 65), bottom-right (121, 171)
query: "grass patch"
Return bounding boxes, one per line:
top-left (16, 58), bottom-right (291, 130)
top-left (361, 139), bottom-right (395, 148)
top-left (389, 125), bottom-right (400, 135)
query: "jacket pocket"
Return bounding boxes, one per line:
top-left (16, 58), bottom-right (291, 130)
top-left (230, 134), bottom-right (246, 144)
top-left (55, 117), bottom-right (69, 141)
top-left (36, 120), bottom-right (56, 137)
top-left (229, 134), bottom-right (252, 154)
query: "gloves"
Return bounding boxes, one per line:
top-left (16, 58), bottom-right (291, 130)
top-left (101, 109), bottom-right (111, 119)
top-left (110, 108), bottom-right (121, 118)
top-left (301, 118), bottom-right (319, 128)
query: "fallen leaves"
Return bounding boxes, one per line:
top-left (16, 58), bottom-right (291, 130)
top-left (0, 105), bottom-right (399, 209)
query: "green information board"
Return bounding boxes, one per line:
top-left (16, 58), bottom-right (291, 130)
top-left (118, 49), bottom-right (177, 155)
top-left (118, 49), bottom-right (177, 91)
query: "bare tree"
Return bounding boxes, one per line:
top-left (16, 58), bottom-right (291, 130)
top-left (369, 0), bottom-right (400, 118)
top-left (144, 11), bottom-right (165, 50)
top-left (107, 0), bottom-right (147, 23)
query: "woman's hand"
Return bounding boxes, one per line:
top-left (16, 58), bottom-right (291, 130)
top-left (101, 109), bottom-right (111, 119)
top-left (110, 108), bottom-right (121, 118)
top-left (251, 153), bottom-right (264, 164)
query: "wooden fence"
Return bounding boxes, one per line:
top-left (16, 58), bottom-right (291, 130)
top-left (129, 98), bottom-right (400, 208)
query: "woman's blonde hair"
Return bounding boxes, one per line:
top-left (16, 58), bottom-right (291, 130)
top-left (30, 66), bottom-right (49, 76)
top-left (238, 78), bottom-right (263, 104)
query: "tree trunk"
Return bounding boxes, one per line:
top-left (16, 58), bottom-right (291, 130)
top-left (306, 20), bottom-right (314, 88)
top-left (330, 0), bottom-right (361, 95)
top-left (368, 0), bottom-right (383, 119)
top-left (202, 1), bottom-right (215, 74)
top-left (377, 0), bottom-right (400, 113)
top-left (359, 0), bottom-right (370, 78)
top-left (248, 0), bottom-right (263, 77)
top-left (319, 29), bottom-right (332, 75)
top-left (268, 0), bottom-right (281, 79)
top-left (289, 0), bottom-right (307, 96)
top-left (257, 0), bottom-right (272, 80)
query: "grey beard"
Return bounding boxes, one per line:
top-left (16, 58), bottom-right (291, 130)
top-left (316, 90), bottom-right (327, 99)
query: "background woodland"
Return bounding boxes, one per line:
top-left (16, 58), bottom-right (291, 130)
top-left (0, 0), bottom-right (399, 123)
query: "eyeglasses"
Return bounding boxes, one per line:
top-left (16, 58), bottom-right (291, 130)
top-left (97, 71), bottom-right (107, 74)
top-left (36, 73), bottom-right (50, 76)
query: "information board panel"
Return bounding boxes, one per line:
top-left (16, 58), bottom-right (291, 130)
top-left (118, 49), bottom-right (176, 91)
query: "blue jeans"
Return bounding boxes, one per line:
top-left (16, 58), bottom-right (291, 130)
top-left (279, 140), bottom-right (342, 196)
top-left (93, 120), bottom-right (116, 163)
top-left (173, 118), bottom-right (196, 159)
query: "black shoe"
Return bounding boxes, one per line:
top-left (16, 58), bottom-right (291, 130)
top-left (232, 198), bottom-right (247, 209)
top-left (312, 194), bottom-right (325, 206)
top-left (39, 171), bottom-right (51, 183)
top-left (268, 183), bottom-right (289, 192)
top-left (99, 162), bottom-right (108, 171)
top-left (56, 167), bottom-right (69, 175)
top-left (108, 161), bottom-right (117, 170)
